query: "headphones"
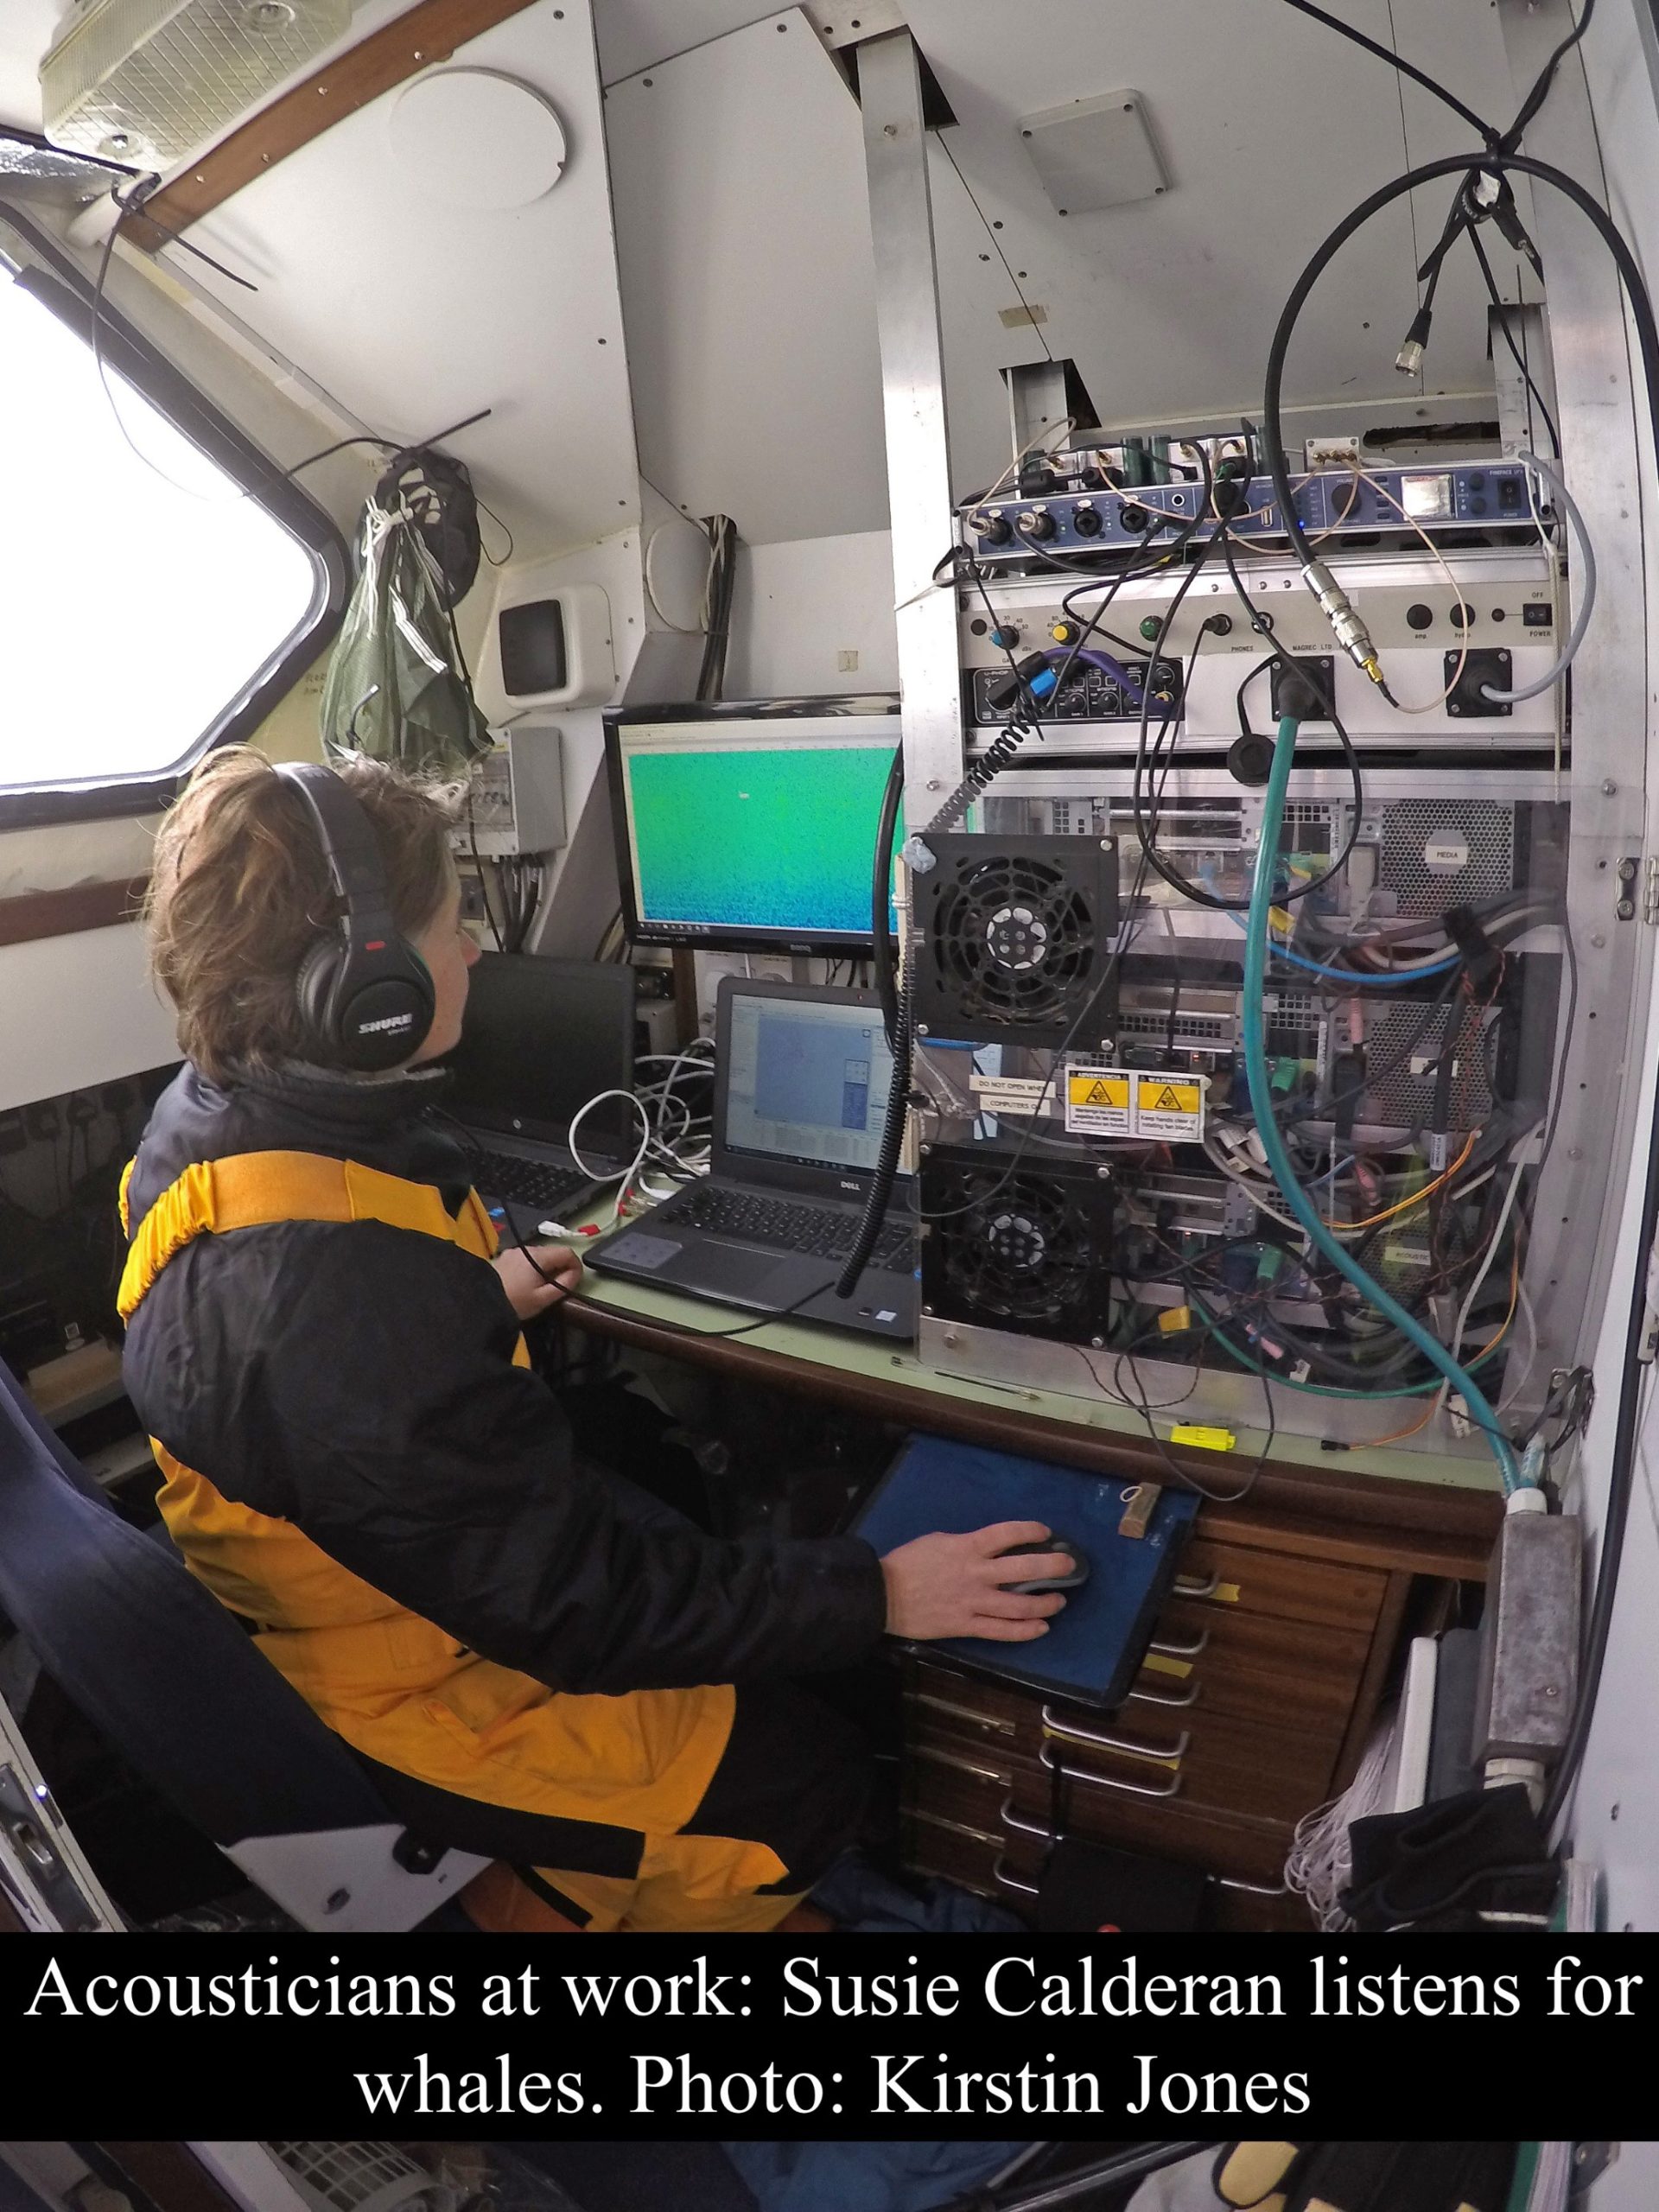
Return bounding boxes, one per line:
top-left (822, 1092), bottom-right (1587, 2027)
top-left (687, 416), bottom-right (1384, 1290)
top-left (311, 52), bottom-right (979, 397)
top-left (275, 762), bottom-right (437, 1072)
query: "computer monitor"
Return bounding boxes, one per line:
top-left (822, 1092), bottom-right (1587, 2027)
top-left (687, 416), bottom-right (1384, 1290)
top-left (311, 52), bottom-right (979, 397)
top-left (605, 697), bottom-right (900, 952)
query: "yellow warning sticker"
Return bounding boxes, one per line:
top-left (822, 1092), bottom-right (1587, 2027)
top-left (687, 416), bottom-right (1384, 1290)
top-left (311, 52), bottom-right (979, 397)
top-left (1133, 1071), bottom-right (1206, 1140)
top-left (1064, 1065), bottom-right (1131, 1136)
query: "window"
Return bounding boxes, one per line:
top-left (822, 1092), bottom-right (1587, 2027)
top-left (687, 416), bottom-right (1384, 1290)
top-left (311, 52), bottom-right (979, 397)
top-left (0, 213), bottom-right (345, 823)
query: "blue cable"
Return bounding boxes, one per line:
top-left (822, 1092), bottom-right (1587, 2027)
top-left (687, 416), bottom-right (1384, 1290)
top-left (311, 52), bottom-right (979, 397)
top-left (1223, 907), bottom-right (1459, 986)
top-left (1241, 717), bottom-right (1523, 1491)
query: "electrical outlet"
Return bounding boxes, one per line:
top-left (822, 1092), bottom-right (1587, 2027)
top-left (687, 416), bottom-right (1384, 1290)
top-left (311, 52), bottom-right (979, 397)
top-left (66, 1093), bottom-right (99, 1128)
top-left (25, 1103), bottom-right (60, 1142)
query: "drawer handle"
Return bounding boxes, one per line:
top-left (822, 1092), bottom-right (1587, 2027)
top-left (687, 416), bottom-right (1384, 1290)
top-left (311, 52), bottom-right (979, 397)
top-left (911, 1742), bottom-right (1013, 1787)
top-left (1149, 1626), bottom-right (1211, 1659)
top-left (1215, 1873), bottom-right (1292, 1897)
top-left (907, 1690), bottom-right (1017, 1736)
top-left (1039, 1742), bottom-right (1184, 1801)
top-left (906, 1805), bottom-right (1005, 1850)
top-left (993, 1855), bottom-right (1040, 1897)
top-left (1173, 1569), bottom-right (1222, 1599)
top-left (1128, 1675), bottom-right (1200, 1710)
top-left (1041, 1704), bottom-right (1190, 1765)
top-left (998, 1795), bottom-right (1057, 1845)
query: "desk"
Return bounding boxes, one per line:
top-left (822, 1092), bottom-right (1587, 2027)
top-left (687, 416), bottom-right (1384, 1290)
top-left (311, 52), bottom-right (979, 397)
top-left (562, 1267), bottom-right (1499, 1930)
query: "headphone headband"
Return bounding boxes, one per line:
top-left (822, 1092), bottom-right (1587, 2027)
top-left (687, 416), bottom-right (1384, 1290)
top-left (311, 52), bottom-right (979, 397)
top-left (274, 760), bottom-right (435, 1071)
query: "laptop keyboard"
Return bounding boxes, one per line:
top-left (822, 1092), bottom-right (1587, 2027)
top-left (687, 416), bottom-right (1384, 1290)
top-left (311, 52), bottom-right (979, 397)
top-left (657, 1185), bottom-right (914, 1272)
top-left (471, 1148), bottom-right (597, 1217)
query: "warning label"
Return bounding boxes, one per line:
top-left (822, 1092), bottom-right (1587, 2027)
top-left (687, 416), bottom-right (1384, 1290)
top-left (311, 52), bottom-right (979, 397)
top-left (1065, 1065), bottom-right (1131, 1136)
top-left (1133, 1072), bottom-right (1206, 1140)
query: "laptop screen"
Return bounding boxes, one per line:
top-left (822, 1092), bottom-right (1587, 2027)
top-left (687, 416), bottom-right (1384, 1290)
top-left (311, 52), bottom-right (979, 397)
top-left (722, 987), bottom-right (899, 1177)
top-left (444, 953), bottom-right (634, 1148)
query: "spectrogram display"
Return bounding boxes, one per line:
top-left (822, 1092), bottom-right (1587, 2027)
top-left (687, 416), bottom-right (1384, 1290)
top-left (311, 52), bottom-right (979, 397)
top-left (625, 741), bottom-right (895, 937)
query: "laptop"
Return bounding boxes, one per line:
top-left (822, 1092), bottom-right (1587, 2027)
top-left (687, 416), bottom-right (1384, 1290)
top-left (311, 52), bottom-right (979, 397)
top-left (588, 976), bottom-right (917, 1338)
top-left (442, 953), bottom-right (635, 1236)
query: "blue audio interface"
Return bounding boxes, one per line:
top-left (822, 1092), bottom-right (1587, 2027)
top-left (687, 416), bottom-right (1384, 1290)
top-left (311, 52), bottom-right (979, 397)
top-left (963, 461), bottom-right (1537, 558)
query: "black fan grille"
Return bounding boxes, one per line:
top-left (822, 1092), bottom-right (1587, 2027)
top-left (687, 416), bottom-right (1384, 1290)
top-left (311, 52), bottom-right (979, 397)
top-left (929, 855), bottom-right (1097, 1026)
top-left (927, 1160), bottom-right (1105, 1337)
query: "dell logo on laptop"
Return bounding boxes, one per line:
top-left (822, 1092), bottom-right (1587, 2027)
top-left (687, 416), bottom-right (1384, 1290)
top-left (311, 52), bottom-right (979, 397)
top-left (839, 1178), bottom-right (860, 1192)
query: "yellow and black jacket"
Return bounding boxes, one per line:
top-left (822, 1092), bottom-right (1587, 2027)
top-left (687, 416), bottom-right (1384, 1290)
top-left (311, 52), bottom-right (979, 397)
top-left (118, 1061), bottom-right (886, 1921)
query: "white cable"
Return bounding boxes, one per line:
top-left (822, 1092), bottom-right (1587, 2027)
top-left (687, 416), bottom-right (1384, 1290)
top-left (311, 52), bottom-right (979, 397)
top-left (1433, 1136), bottom-right (1532, 1428)
top-left (1283, 1712), bottom-right (1396, 1930)
top-left (1478, 450), bottom-right (1597, 702)
top-left (1500, 1278), bottom-right (1541, 1414)
top-left (569, 1088), bottom-right (652, 1194)
top-left (1349, 467), bottom-right (1469, 712)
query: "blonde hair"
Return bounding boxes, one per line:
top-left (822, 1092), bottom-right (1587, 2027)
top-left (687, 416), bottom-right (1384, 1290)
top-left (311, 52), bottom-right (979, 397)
top-left (146, 747), bottom-right (461, 1082)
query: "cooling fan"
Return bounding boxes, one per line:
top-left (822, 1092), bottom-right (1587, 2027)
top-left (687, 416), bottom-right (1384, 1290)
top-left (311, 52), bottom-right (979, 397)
top-left (912, 833), bottom-right (1119, 1047)
top-left (920, 1142), bottom-right (1116, 1344)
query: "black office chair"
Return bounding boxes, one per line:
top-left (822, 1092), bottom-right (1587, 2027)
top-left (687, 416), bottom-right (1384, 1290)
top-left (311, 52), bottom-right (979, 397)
top-left (0, 1355), bottom-right (487, 1930)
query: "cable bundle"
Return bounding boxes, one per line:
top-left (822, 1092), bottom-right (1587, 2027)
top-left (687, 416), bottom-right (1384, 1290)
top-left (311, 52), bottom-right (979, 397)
top-left (1283, 1713), bottom-right (1397, 1930)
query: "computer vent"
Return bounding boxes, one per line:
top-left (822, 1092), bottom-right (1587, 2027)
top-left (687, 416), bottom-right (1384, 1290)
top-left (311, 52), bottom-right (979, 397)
top-left (1380, 799), bottom-right (1515, 920)
top-left (42, 0), bottom-right (349, 167)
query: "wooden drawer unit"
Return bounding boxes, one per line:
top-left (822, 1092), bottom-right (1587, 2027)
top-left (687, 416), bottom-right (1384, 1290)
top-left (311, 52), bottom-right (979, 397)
top-left (899, 1748), bottom-right (1310, 1928)
top-left (899, 1498), bottom-right (1459, 1931)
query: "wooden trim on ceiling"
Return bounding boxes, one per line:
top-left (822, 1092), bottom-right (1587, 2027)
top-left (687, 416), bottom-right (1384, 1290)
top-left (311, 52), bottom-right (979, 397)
top-left (124, 0), bottom-right (544, 252)
top-left (0, 874), bottom-right (149, 949)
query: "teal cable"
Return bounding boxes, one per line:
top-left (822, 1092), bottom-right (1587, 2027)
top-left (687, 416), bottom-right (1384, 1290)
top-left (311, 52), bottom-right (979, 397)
top-left (1241, 717), bottom-right (1523, 1491)
top-left (1185, 1292), bottom-right (1503, 1401)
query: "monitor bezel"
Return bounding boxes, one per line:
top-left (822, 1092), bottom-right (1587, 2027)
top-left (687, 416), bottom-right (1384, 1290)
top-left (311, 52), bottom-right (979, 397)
top-left (603, 694), bottom-right (901, 954)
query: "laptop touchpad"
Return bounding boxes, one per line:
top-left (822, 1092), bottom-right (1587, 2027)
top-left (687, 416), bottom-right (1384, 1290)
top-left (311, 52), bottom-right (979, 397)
top-left (683, 1243), bottom-right (798, 1300)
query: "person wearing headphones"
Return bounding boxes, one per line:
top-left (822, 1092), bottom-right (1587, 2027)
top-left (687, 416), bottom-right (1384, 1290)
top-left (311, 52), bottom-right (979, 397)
top-left (119, 747), bottom-right (1074, 1932)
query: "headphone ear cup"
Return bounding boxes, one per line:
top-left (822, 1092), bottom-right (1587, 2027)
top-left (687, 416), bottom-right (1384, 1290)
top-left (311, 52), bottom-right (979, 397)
top-left (296, 935), bottom-right (345, 1057)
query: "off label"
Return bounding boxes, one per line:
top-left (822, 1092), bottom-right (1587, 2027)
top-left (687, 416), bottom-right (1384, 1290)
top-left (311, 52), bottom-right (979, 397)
top-left (1065, 1066), bottom-right (1131, 1135)
top-left (1133, 1073), bottom-right (1206, 1139)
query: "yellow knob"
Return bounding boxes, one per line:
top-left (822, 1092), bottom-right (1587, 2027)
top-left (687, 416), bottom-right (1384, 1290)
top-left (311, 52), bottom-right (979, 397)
top-left (1050, 620), bottom-right (1077, 645)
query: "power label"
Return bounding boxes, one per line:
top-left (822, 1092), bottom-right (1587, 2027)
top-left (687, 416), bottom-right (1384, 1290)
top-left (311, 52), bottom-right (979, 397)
top-left (1065, 1066), bottom-right (1132, 1135)
top-left (1133, 1073), bottom-right (1206, 1140)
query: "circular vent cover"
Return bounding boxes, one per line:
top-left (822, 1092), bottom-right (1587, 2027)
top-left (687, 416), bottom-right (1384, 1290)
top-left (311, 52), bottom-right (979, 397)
top-left (388, 70), bottom-right (567, 210)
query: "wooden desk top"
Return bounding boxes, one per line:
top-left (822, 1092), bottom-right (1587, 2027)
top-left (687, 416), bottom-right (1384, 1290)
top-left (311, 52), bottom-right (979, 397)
top-left (558, 1266), bottom-right (1503, 1575)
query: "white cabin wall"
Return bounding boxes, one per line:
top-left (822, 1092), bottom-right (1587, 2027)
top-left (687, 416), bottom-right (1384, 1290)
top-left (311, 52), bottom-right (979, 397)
top-left (1535, 0), bottom-right (1659, 1929)
top-left (725, 530), bottom-right (899, 699)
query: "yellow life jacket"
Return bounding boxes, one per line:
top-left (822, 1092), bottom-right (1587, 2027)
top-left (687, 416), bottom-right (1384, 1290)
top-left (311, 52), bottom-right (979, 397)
top-left (118, 1150), bottom-right (741, 1848)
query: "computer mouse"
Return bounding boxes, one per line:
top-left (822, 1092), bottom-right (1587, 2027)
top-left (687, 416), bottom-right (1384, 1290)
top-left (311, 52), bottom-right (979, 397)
top-left (996, 1536), bottom-right (1090, 1595)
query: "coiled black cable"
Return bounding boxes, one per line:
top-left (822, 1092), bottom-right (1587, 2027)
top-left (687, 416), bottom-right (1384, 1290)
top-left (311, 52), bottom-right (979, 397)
top-left (871, 745), bottom-right (905, 1054)
top-left (835, 702), bottom-right (1048, 1301)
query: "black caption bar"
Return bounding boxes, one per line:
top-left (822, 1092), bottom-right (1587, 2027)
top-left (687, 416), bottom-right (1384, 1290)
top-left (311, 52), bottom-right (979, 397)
top-left (4, 1935), bottom-right (1651, 2136)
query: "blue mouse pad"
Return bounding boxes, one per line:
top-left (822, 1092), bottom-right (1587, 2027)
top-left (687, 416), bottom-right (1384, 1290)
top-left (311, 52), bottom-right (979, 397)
top-left (852, 1433), bottom-right (1199, 1710)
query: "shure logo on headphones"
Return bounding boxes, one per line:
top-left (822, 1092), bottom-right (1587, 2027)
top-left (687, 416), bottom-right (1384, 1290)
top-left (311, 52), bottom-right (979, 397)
top-left (358, 1014), bottom-right (414, 1033)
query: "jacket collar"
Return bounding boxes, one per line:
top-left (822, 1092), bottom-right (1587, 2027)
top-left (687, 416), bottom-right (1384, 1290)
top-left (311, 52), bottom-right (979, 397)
top-left (127, 1058), bottom-right (473, 1229)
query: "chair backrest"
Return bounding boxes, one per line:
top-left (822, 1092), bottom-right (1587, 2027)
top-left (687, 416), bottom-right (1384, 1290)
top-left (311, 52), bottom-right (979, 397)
top-left (0, 1357), bottom-right (486, 1926)
top-left (0, 1356), bottom-right (393, 1843)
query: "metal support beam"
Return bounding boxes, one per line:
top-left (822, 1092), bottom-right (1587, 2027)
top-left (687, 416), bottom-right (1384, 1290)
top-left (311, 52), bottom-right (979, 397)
top-left (1497, 0), bottom-right (1653, 1415)
top-left (1488, 301), bottom-right (1559, 454)
top-left (856, 29), bottom-right (964, 830)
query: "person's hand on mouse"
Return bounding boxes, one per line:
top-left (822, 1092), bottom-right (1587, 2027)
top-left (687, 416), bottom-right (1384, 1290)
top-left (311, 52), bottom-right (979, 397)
top-left (879, 1521), bottom-right (1076, 1642)
top-left (493, 1242), bottom-right (584, 1319)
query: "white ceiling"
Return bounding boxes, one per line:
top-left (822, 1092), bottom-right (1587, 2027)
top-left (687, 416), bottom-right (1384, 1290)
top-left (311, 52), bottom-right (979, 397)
top-left (606, 8), bottom-right (888, 542)
top-left (593, 0), bottom-right (788, 83)
top-left (0, 0), bottom-right (1544, 557)
top-left (149, 0), bottom-right (644, 563)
